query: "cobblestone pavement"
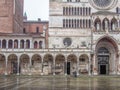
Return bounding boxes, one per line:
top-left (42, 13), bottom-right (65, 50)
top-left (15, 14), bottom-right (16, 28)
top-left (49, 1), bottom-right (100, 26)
top-left (0, 76), bottom-right (120, 90)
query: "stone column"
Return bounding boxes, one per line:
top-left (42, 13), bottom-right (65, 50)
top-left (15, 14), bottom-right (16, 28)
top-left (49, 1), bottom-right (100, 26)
top-left (116, 54), bottom-right (119, 75)
top-left (53, 56), bottom-right (56, 75)
top-left (88, 55), bottom-right (91, 76)
top-left (93, 54), bottom-right (97, 75)
top-left (24, 40), bottom-right (26, 49)
top-left (12, 40), bottom-right (14, 49)
top-left (77, 55), bottom-right (80, 76)
top-left (5, 55), bottom-right (8, 75)
top-left (117, 16), bottom-right (119, 30)
top-left (41, 55), bottom-right (44, 75)
top-left (18, 40), bottom-right (20, 49)
top-left (29, 55), bottom-right (32, 75)
top-left (65, 55), bottom-right (67, 76)
top-left (17, 55), bottom-right (20, 75)
top-left (118, 53), bottom-right (120, 75)
top-left (6, 40), bottom-right (8, 49)
top-left (30, 40), bottom-right (33, 49)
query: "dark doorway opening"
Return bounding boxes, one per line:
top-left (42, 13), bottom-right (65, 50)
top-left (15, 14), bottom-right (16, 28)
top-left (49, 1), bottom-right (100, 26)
top-left (100, 65), bottom-right (106, 74)
top-left (67, 62), bottom-right (70, 75)
top-left (12, 62), bottom-right (17, 74)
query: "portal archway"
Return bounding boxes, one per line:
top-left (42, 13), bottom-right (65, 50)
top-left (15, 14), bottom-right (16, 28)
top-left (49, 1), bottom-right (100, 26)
top-left (31, 54), bottom-right (42, 75)
top-left (97, 47), bottom-right (109, 74)
top-left (43, 54), bottom-right (53, 75)
top-left (20, 54), bottom-right (30, 75)
top-left (8, 54), bottom-right (17, 74)
top-left (0, 54), bottom-right (5, 75)
top-left (55, 54), bottom-right (65, 75)
top-left (79, 54), bottom-right (89, 74)
top-left (67, 54), bottom-right (77, 75)
top-left (95, 36), bottom-right (118, 75)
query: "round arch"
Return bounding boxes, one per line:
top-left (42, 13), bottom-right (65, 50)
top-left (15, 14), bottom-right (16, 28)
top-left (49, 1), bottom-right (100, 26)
top-left (111, 18), bottom-right (117, 31)
top-left (31, 54), bottom-right (42, 75)
top-left (67, 54), bottom-right (77, 75)
top-left (8, 54), bottom-right (18, 74)
top-left (94, 18), bottom-right (101, 31)
top-left (55, 54), bottom-right (65, 75)
top-left (0, 54), bottom-right (5, 75)
top-left (67, 54), bottom-right (77, 63)
top-left (95, 36), bottom-right (118, 75)
top-left (55, 54), bottom-right (65, 64)
top-left (95, 36), bottom-right (118, 52)
top-left (102, 18), bottom-right (109, 31)
top-left (79, 54), bottom-right (89, 74)
top-left (43, 54), bottom-right (53, 75)
top-left (20, 54), bottom-right (30, 75)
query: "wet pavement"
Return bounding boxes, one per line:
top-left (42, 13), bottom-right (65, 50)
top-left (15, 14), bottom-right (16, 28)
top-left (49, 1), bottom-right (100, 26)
top-left (0, 75), bottom-right (120, 90)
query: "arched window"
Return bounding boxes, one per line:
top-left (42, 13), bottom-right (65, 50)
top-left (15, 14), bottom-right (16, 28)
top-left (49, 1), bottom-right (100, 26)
top-left (116, 7), bottom-right (119, 14)
top-left (80, 19), bottom-right (82, 28)
top-left (77, 7), bottom-right (79, 15)
top-left (94, 18), bottom-right (101, 31)
top-left (69, 19), bottom-right (71, 28)
top-left (75, 7), bottom-right (77, 15)
top-left (0, 40), bottom-right (1, 48)
top-left (20, 40), bottom-right (24, 49)
top-left (2, 40), bottom-right (6, 48)
top-left (89, 7), bottom-right (91, 15)
top-left (83, 7), bottom-right (85, 16)
top-left (14, 40), bottom-right (18, 48)
top-left (63, 7), bottom-right (65, 15)
top-left (103, 18), bottom-right (109, 31)
top-left (83, 19), bottom-right (85, 28)
top-left (111, 18), bottom-right (117, 31)
top-left (89, 19), bottom-right (91, 28)
top-left (72, 19), bottom-right (74, 28)
top-left (66, 19), bottom-right (68, 28)
top-left (86, 19), bottom-right (88, 28)
top-left (77, 19), bottom-right (79, 28)
top-left (8, 40), bottom-right (13, 49)
top-left (80, 7), bottom-right (82, 15)
top-left (72, 7), bottom-right (74, 15)
top-left (66, 7), bottom-right (68, 15)
top-left (36, 27), bottom-right (39, 33)
top-left (75, 19), bottom-right (77, 28)
top-left (26, 40), bottom-right (30, 49)
top-left (39, 41), bottom-right (43, 49)
top-left (34, 41), bottom-right (38, 49)
top-left (63, 19), bottom-right (65, 28)
top-left (23, 28), bottom-right (26, 34)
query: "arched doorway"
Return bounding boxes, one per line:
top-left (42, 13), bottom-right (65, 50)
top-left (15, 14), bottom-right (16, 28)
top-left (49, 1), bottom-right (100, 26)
top-left (20, 54), bottom-right (30, 75)
top-left (97, 47), bottom-right (109, 74)
top-left (67, 54), bottom-right (77, 75)
top-left (8, 54), bottom-right (17, 74)
top-left (79, 54), bottom-right (89, 74)
top-left (95, 36), bottom-right (118, 75)
top-left (0, 54), bottom-right (5, 75)
top-left (31, 54), bottom-right (42, 75)
top-left (43, 54), bottom-right (53, 75)
top-left (55, 54), bottom-right (65, 75)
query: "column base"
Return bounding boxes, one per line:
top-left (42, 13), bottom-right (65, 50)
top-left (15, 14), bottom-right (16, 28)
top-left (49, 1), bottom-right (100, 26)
top-left (41, 72), bottom-right (44, 75)
top-left (4, 72), bottom-right (8, 75)
top-left (65, 73), bottom-right (67, 76)
top-left (77, 73), bottom-right (79, 76)
top-left (17, 73), bottom-right (20, 75)
top-left (93, 72), bottom-right (98, 75)
top-left (28, 73), bottom-right (32, 75)
top-left (53, 73), bottom-right (55, 76)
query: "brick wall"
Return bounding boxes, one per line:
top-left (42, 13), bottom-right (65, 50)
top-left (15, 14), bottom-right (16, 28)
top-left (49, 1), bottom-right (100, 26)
top-left (0, 0), bottom-right (24, 33)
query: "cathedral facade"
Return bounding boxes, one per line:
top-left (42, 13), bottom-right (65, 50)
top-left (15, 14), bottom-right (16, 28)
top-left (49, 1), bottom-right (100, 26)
top-left (0, 0), bottom-right (120, 76)
top-left (49, 0), bottom-right (120, 75)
